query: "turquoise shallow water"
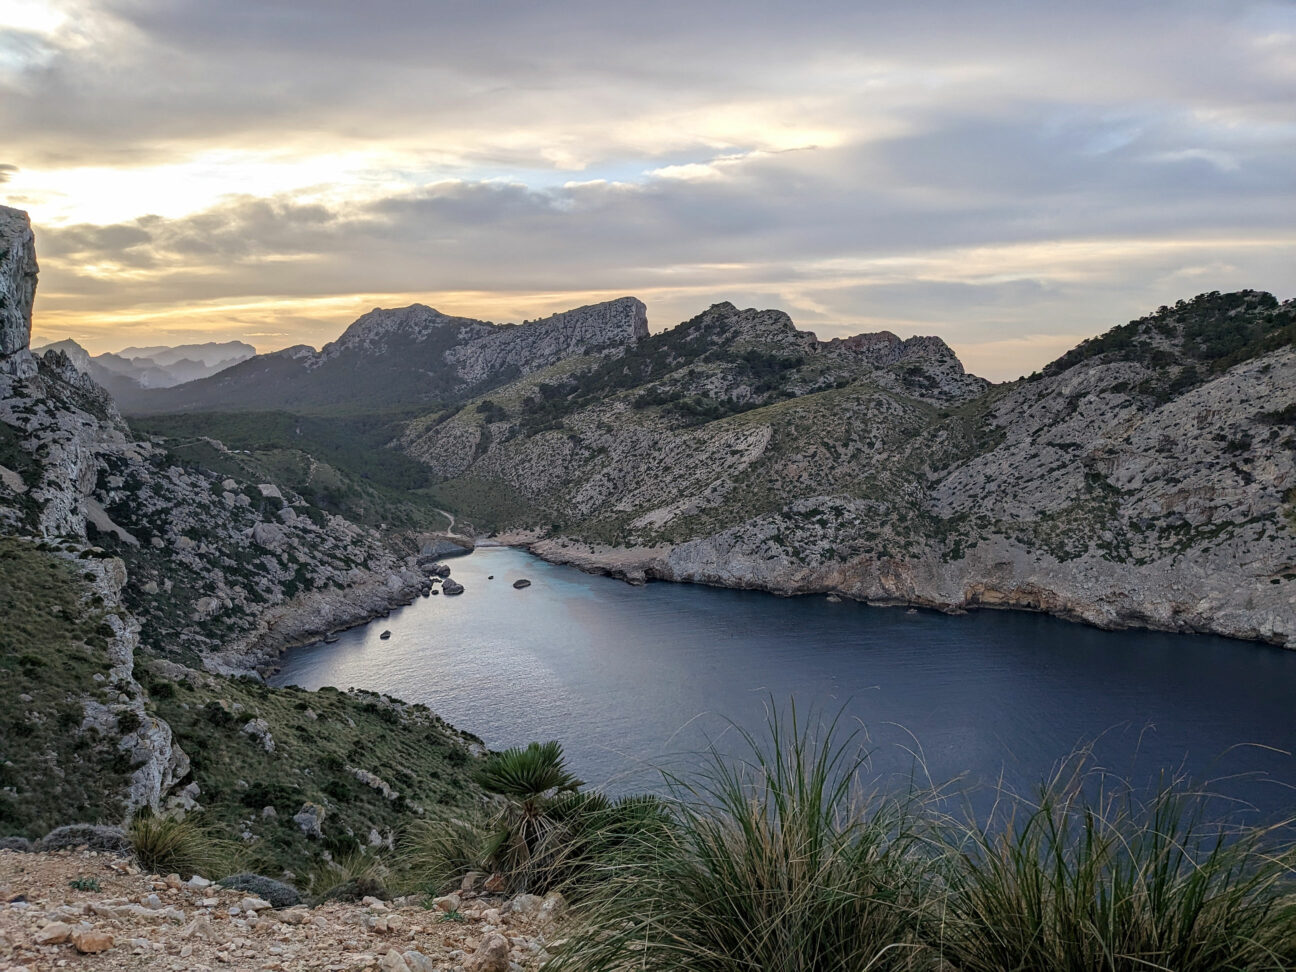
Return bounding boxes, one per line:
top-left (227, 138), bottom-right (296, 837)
top-left (271, 547), bottom-right (1296, 816)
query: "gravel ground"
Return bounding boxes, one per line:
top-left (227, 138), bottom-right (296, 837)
top-left (0, 850), bottom-right (559, 971)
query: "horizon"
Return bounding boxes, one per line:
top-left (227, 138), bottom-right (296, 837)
top-left (24, 286), bottom-right (1296, 385)
top-left (3, 1), bottom-right (1294, 381)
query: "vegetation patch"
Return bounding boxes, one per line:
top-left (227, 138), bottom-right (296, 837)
top-left (141, 666), bottom-right (487, 879)
top-left (0, 538), bottom-right (133, 837)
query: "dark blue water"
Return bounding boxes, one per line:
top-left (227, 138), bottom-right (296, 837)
top-left (271, 547), bottom-right (1296, 818)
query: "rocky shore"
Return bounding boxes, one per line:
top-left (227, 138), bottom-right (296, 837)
top-left (507, 532), bottom-right (1296, 649)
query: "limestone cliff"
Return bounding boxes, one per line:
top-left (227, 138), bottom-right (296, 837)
top-left (0, 209), bottom-right (433, 668)
top-left (0, 206), bottom-right (38, 378)
top-left (410, 293), bottom-right (1296, 648)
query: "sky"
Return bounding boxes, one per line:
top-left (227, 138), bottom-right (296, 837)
top-left (1, 1), bottom-right (1293, 380)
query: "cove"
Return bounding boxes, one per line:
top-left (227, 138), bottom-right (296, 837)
top-left (270, 547), bottom-right (1296, 818)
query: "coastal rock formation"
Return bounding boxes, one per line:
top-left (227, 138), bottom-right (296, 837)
top-left (0, 209), bottom-right (436, 664)
top-left (411, 293), bottom-right (1296, 648)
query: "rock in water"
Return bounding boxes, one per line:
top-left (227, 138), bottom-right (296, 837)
top-left (442, 579), bottom-right (465, 595)
top-left (380, 629), bottom-right (392, 639)
top-left (512, 578), bottom-right (531, 589)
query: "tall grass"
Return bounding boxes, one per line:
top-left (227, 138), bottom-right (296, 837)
top-left (548, 704), bottom-right (941, 972)
top-left (937, 755), bottom-right (1296, 972)
top-left (128, 813), bottom-right (239, 879)
top-left (546, 707), bottom-right (1296, 972)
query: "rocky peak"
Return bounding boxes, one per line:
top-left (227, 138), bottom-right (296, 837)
top-left (526, 296), bottom-right (649, 345)
top-left (824, 330), bottom-right (966, 370)
top-left (320, 303), bottom-right (471, 361)
top-left (0, 205), bottom-right (38, 377)
top-left (36, 337), bottom-right (91, 371)
top-left (686, 302), bottom-right (819, 351)
top-left (446, 296), bottom-right (649, 386)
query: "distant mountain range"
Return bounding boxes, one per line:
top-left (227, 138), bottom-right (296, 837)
top-left (32, 337), bottom-right (255, 406)
top-left (123, 299), bottom-right (648, 413)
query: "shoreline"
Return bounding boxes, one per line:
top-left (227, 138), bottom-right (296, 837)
top-left (492, 531), bottom-right (1296, 652)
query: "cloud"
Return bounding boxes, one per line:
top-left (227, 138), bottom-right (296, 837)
top-left (0, 163), bottom-right (15, 183)
top-left (6, 1), bottom-right (1294, 378)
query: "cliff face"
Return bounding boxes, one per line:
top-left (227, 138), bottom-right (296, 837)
top-left (0, 206), bottom-right (38, 377)
top-left (408, 293), bottom-right (1296, 648)
top-left (0, 212), bottom-right (433, 667)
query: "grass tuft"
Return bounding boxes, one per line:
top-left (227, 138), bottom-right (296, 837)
top-left (128, 813), bottom-right (239, 880)
top-left (937, 754), bottom-right (1296, 972)
top-left (548, 702), bottom-right (940, 971)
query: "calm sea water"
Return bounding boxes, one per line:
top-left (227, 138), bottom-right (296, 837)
top-left (271, 547), bottom-right (1296, 818)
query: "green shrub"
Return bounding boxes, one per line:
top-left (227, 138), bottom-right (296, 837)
top-left (475, 740), bottom-right (584, 893)
top-left (217, 872), bottom-right (304, 908)
top-left (403, 814), bottom-right (492, 896)
top-left (309, 852), bottom-right (391, 904)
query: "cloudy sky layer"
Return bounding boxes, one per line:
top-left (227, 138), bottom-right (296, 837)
top-left (2, 0), bottom-right (1293, 379)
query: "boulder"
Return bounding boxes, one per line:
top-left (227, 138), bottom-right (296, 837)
top-left (380, 630), bottom-right (392, 640)
top-left (72, 928), bottom-right (114, 953)
top-left (293, 802), bottom-right (326, 839)
top-left (432, 892), bottom-right (461, 912)
top-left (540, 890), bottom-right (568, 921)
top-left (506, 892), bottom-right (543, 916)
top-left (241, 717), bottom-right (276, 753)
top-left (403, 951), bottom-right (437, 972)
top-left (442, 579), bottom-right (465, 595)
top-left (464, 932), bottom-right (511, 972)
top-left (512, 578), bottom-right (531, 589)
top-left (34, 921), bottom-right (73, 945)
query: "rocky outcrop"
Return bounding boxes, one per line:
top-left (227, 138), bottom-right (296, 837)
top-left (417, 292), bottom-right (1296, 649)
top-left (0, 205), bottom-right (38, 378)
top-left (77, 554), bottom-right (191, 813)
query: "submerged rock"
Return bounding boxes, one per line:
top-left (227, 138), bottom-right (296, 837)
top-left (512, 578), bottom-right (531, 589)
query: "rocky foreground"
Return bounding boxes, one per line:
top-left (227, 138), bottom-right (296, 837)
top-left (0, 850), bottom-right (559, 972)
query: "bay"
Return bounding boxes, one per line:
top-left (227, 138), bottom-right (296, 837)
top-left (271, 547), bottom-right (1296, 818)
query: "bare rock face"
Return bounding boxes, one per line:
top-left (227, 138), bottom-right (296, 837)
top-left (0, 205), bottom-right (38, 377)
top-left (415, 291), bottom-right (1296, 649)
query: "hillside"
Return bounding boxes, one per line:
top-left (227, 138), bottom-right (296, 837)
top-left (0, 206), bottom-right (486, 877)
top-left (401, 293), bottom-right (1296, 648)
top-left (126, 298), bottom-right (649, 414)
